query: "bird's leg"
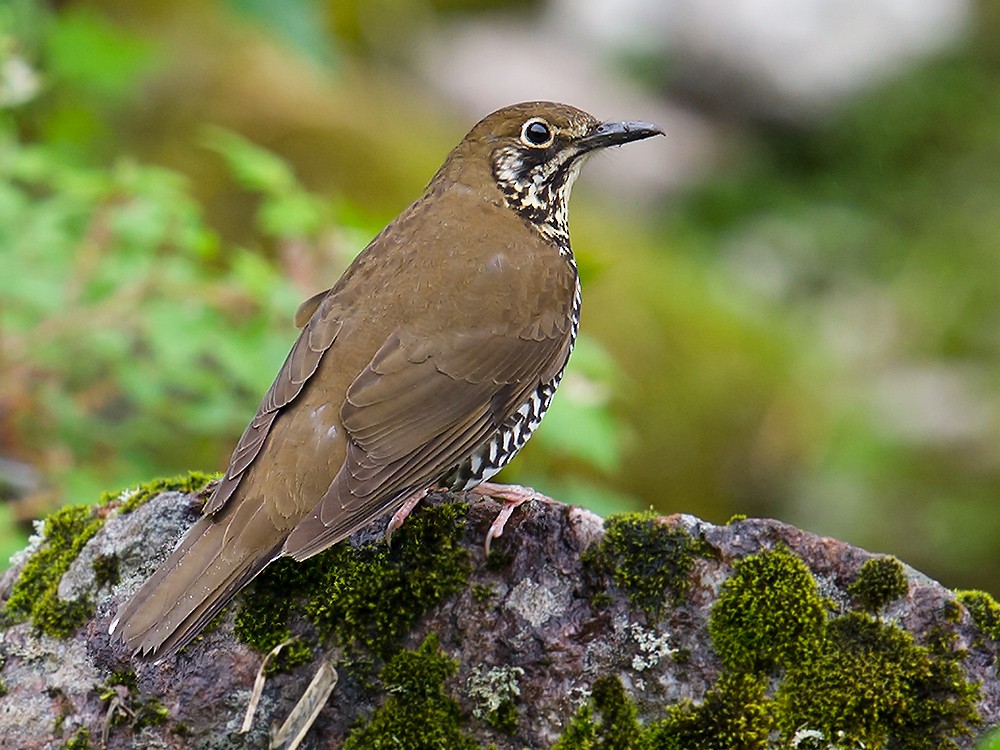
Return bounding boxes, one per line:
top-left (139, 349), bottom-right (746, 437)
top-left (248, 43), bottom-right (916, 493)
top-left (385, 487), bottom-right (431, 544)
top-left (470, 482), bottom-right (558, 554)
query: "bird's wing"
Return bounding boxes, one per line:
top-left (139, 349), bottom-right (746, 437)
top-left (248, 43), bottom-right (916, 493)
top-left (294, 287), bottom-right (331, 328)
top-left (282, 324), bottom-right (572, 560)
top-left (203, 294), bottom-right (342, 515)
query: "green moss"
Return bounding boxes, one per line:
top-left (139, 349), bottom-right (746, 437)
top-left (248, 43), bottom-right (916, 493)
top-left (726, 514), bottom-right (747, 524)
top-left (100, 669), bottom-right (170, 735)
top-left (104, 470), bottom-right (217, 514)
top-left (583, 512), bottom-right (700, 615)
top-left (343, 634), bottom-right (479, 750)
top-left (943, 598), bottom-right (963, 624)
top-left (649, 672), bottom-right (773, 750)
top-left (849, 556), bottom-right (908, 612)
top-left (554, 707), bottom-right (601, 750)
top-left (231, 561), bottom-right (311, 662)
top-left (1, 472), bottom-right (218, 639)
top-left (590, 591), bottom-right (613, 610)
top-left (472, 584), bottom-right (496, 604)
top-left (0, 677), bottom-right (6, 697)
top-left (549, 545), bottom-right (979, 749)
top-left (237, 499), bottom-right (470, 661)
top-left (62, 727), bottom-right (90, 750)
top-left (92, 553), bottom-right (120, 589)
top-left (485, 547), bottom-right (512, 572)
top-left (776, 612), bottom-right (980, 748)
top-left (709, 546), bottom-right (828, 672)
top-left (489, 699), bottom-right (518, 733)
top-left (3, 504), bottom-right (104, 637)
top-left (553, 676), bottom-right (644, 750)
top-left (957, 589), bottom-right (1000, 641)
top-left (104, 668), bottom-right (138, 693)
top-left (700, 546), bottom-right (980, 748)
top-left (233, 556), bottom-right (317, 673)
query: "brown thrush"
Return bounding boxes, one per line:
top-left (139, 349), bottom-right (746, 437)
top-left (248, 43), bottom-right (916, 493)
top-left (110, 101), bottom-right (662, 658)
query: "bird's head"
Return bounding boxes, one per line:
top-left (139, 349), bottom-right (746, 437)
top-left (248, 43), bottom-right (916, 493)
top-left (438, 101), bottom-right (663, 246)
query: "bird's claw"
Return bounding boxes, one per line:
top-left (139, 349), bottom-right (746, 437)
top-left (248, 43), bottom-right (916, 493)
top-left (385, 487), bottom-right (430, 546)
top-left (473, 482), bottom-right (556, 555)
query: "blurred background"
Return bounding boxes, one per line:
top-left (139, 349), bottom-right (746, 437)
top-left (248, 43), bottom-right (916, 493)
top-left (1, 0), bottom-right (998, 592)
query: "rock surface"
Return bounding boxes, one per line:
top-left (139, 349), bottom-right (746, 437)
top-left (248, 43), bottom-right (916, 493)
top-left (1, 483), bottom-right (998, 748)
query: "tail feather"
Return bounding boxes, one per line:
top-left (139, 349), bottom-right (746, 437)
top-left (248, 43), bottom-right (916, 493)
top-left (112, 511), bottom-right (281, 659)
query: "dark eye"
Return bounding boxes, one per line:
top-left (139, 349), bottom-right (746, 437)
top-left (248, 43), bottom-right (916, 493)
top-left (521, 119), bottom-right (553, 148)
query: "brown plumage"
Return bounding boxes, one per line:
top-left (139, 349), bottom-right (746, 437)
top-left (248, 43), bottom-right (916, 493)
top-left (110, 101), bottom-right (662, 658)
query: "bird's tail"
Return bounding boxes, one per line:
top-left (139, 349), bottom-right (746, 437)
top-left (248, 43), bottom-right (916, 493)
top-left (109, 508), bottom-right (280, 659)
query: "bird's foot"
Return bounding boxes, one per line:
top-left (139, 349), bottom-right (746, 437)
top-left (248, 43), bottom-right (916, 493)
top-left (385, 487), bottom-right (431, 545)
top-left (471, 482), bottom-right (557, 554)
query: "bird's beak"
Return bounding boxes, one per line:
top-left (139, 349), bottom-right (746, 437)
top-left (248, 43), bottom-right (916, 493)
top-left (577, 120), bottom-right (664, 152)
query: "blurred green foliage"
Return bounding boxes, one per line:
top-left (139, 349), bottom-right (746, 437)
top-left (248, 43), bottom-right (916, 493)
top-left (979, 729), bottom-right (1000, 750)
top-left (1, 0), bottom-right (999, 597)
top-left (0, 120), bottom-right (304, 502)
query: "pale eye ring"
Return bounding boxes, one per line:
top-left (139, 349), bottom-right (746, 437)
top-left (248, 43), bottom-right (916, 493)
top-left (520, 118), bottom-right (554, 148)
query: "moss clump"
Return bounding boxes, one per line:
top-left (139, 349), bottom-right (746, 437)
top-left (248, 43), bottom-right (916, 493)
top-left (488, 699), bottom-right (518, 734)
top-left (92, 553), bottom-right (120, 589)
top-left (554, 676), bottom-right (644, 750)
top-left (472, 584), bottom-right (496, 604)
top-left (105, 470), bottom-right (217, 514)
top-left (590, 591), bottom-right (613, 610)
top-left (957, 589), bottom-right (1000, 641)
top-left (701, 545), bottom-right (980, 748)
top-left (776, 612), bottom-right (980, 748)
top-left (306, 500), bottom-right (470, 658)
top-left (343, 634), bottom-right (479, 750)
top-left (709, 546), bottom-right (828, 672)
top-left (233, 556), bottom-right (316, 673)
top-left (549, 545), bottom-right (979, 749)
top-left (62, 727), bottom-right (90, 750)
top-left (649, 672), bottom-right (773, 750)
top-left (3, 504), bottom-right (104, 637)
top-left (485, 547), bottom-right (512, 572)
top-left (99, 669), bottom-right (170, 737)
top-left (3, 472), bottom-right (217, 639)
top-left (237, 499), bottom-right (470, 661)
top-left (849, 556), bottom-right (908, 612)
top-left (583, 512), bottom-right (701, 615)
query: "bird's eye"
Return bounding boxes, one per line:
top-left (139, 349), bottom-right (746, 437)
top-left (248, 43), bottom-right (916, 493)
top-left (521, 118), bottom-right (554, 148)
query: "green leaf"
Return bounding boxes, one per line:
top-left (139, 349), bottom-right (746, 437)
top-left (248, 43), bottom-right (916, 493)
top-left (202, 126), bottom-right (298, 194)
top-left (45, 9), bottom-right (153, 98)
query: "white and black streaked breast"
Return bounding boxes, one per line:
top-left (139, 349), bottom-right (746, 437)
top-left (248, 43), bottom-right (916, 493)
top-left (491, 145), bottom-right (586, 255)
top-left (441, 265), bottom-right (583, 492)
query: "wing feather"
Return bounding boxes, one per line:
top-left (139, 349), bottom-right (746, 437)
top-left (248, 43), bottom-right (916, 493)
top-left (203, 309), bottom-right (344, 516)
top-left (282, 324), bottom-right (570, 559)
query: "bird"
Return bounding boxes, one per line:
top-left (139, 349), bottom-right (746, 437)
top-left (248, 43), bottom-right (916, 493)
top-left (109, 101), bottom-right (663, 658)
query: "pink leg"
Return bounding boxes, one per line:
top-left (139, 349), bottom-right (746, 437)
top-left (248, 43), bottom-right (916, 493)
top-left (385, 487), bottom-right (430, 544)
top-left (470, 482), bottom-right (557, 554)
